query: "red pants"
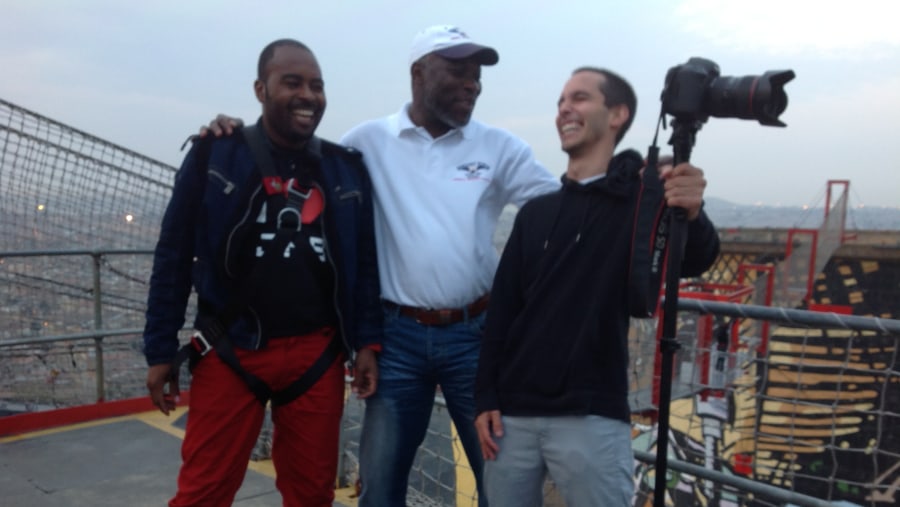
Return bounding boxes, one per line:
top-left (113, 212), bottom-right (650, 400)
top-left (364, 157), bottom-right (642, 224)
top-left (169, 329), bottom-right (345, 507)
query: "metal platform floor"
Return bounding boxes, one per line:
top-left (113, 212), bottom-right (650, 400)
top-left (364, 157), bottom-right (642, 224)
top-left (0, 406), bottom-right (355, 506)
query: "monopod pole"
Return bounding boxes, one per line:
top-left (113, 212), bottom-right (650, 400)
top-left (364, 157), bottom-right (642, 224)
top-left (652, 118), bottom-right (699, 507)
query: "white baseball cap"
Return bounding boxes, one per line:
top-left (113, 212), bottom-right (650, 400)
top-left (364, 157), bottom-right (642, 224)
top-left (408, 25), bottom-right (499, 67)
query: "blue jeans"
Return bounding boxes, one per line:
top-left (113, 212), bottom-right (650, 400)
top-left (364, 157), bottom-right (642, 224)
top-left (358, 305), bottom-right (487, 507)
top-left (484, 415), bottom-right (634, 507)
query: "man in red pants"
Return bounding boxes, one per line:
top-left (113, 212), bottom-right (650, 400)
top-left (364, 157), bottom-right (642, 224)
top-left (143, 39), bottom-right (382, 506)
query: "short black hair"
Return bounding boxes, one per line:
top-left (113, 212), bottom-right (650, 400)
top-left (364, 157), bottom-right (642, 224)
top-left (572, 66), bottom-right (637, 145)
top-left (258, 39), bottom-right (310, 81)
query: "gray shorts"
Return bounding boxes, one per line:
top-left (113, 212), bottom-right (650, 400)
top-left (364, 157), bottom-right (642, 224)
top-left (484, 414), bottom-right (634, 507)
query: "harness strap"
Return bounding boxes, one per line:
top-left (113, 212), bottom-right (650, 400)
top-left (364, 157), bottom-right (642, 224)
top-left (203, 324), bottom-right (273, 405)
top-left (167, 126), bottom-right (339, 406)
top-left (170, 320), bottom-right (341, 407)
top-left (244, 124), bottom-right (314, 232)
top-left (168, 310), bottom-right (272, 405)
top-left (242, 124), bottom-right (278, 178)
top-left (270, 335), bottom-right (342, 407)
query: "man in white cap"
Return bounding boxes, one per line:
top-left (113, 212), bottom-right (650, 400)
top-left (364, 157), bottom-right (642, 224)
top-left (202, 25), bottom-right (558, 506)
top-left (341, 24), bottom-right (558, 507)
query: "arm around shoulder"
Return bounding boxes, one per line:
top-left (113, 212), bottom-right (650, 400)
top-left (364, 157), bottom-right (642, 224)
top-left (498, 135), bottom-right (560, 207)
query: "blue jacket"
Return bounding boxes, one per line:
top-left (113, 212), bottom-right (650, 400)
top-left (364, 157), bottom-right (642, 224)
top-left (143, 129), bottom-right (382, 366)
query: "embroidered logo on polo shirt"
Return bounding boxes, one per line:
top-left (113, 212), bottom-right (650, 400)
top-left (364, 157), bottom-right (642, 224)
top-left (455, 161), bottom-right (490, 181)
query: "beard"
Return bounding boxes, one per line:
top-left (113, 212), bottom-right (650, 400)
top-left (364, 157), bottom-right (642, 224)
top-left (263, 89), bottom-right (322, 148)
top-left (424, 92), bottom-right (474, 130)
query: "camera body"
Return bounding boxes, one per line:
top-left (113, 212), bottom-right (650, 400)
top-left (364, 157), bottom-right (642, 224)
top-left (661, 57), bottom-right (794, 126)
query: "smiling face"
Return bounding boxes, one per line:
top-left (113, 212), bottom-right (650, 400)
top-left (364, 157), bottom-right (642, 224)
top-left (254, 44), bottom-right (325, 150)
top-left (410, 54), bottom-right (482, 137)
top-left (556, 70), bottom-right (619, 157)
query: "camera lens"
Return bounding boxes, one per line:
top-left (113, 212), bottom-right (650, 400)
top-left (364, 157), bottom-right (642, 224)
top-left (706, 70), bottom-right (795, 126)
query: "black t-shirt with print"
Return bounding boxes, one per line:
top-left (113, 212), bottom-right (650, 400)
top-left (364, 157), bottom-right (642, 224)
top-left (226, 147), bottom-right (337, 341)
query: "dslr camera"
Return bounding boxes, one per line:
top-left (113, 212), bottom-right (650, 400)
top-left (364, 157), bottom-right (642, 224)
top-left (661, 57), bottom-right (795, 126)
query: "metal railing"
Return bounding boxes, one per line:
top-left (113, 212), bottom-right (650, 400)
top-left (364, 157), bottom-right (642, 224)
top-left (1, 248), bottom-right (154, 404)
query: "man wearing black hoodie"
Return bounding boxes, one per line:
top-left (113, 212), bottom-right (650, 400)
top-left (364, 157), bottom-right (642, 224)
top-left (473, 67), bottom-right (720, 506)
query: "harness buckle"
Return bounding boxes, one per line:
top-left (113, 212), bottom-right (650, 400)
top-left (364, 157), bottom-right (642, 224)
top-left (276, 207), bottom-right (302, 231)
top-left (190, 331), bottom-right (213, 356)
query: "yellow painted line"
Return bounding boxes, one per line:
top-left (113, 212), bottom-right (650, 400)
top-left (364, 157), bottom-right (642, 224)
top-left (0, 414), bottom-right (137, 443)
top-left (247, 458), bottom-right (277, 477)
top-left (136, 408), bottom-right (360, 500)
top-left (134, 407), bottom-right (188, 439)
top-left (334, 486), bottom-right (358, 505)
top-left (135, 408), bottom-right (279, 477)
top-left (451, 421), bottom-right (479, 507)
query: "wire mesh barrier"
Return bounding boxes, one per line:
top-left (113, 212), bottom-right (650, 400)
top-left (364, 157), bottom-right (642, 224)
top-left (0, 98), bottom-right (176, 252)
top-left (0, 98), bottom-right (181, 409)
top-left (338, 394), bottom-right (481, 507)
top-left (0, 249), bottom-right (191, 409)
top-left (0, 98), bottom-right (184, 409)
top-left (627, 300), bottom-right (900, 507)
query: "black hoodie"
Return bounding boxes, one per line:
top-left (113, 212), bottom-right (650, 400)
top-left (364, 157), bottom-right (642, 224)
top-left (475, 149), bottom-right (720, 423)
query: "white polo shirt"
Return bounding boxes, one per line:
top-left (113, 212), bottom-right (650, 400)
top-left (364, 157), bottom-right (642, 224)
top-left (341, 103), bottom-right (559, 309)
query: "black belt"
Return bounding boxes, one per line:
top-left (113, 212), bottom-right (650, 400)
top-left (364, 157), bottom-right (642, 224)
top-left (385, 294), bottom-right (490, 326)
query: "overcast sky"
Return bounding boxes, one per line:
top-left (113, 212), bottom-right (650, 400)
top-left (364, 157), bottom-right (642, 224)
top-left (2, 0), bottom-right (898, 207)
